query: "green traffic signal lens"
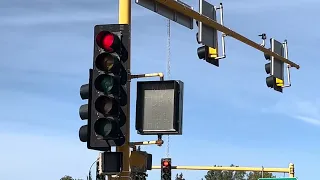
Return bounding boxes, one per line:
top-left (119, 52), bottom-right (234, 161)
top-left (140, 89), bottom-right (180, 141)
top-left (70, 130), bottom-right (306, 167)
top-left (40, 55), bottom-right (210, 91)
top-left (95, 74), bottom-right (121, 96)
top-left (95, 75), bottom-right (113, 93)
top-left (93, 75), bottom-right (115, 94)
top-left (94, 118), bottom-right (114, 137)
top-left (101, 75), bottom-right (114, 93)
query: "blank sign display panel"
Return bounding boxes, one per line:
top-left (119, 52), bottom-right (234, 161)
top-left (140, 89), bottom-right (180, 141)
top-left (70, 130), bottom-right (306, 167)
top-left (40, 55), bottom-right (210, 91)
top-left (143, 89), bottom-right (175, 131)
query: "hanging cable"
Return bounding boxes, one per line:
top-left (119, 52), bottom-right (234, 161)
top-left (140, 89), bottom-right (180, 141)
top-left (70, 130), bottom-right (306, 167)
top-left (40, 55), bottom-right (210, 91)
top-left (166, 19), bottom-right (171, 79)
top-left (88, 159), bottom-right (98, 179)
top-left (166, 19), bottom-right (171, 158)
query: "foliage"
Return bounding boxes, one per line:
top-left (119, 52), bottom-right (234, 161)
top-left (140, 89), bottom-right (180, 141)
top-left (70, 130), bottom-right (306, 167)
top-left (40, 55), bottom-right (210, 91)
top-left (60, 176), bottom-right (73, 180)
top-left (60, 174), bottom-right (96, 180)
top-left (175, 172), bottom-right (185, 180)
top-left (130, 172), bottom-right (147, 180)
top-left (60, 175), bottom-right (84, 180)
top-left (204, 164), bottom-right (276, 180)
top-left (96, 174), bottom-right (105, 180)
top-left (247, 171), bottom-right (276, 180)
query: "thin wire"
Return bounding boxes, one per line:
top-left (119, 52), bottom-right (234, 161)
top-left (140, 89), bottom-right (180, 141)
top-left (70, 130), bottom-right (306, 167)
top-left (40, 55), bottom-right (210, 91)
top-left (88, 159), bottom-right (98, 180)
top-left (166, 19), bottom-right (171, 79)
top-left (166, 19), bottom-right (171, 158)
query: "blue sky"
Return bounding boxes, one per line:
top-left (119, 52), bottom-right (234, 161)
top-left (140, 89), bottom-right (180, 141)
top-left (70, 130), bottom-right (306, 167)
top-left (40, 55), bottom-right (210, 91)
top-left (0, 0), bottom-right (319, 179)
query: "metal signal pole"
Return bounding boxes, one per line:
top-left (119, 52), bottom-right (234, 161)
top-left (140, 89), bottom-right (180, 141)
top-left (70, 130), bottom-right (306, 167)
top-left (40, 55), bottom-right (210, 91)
top-left (117, 0), bottom-right (131, 179)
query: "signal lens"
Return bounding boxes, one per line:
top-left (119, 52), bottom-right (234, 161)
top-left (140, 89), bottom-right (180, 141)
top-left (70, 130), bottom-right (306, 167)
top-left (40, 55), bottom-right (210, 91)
top-left (94, 118), bottom-right (114, 137)
top-left (101, 34), bottom-right (114, 51)
top-left (96, 31), bottom-right (119, 52)
top-left (163, 161), bottom-right (169, 166)
top-left (96, 53), bottom-right (119, 72)
top-left (100, 76), bottom-right (114, 93)
top-left (94, 75), bottom-right (116, 93)
top-left (95, 96), bottom-right (114, 115)
top-left (162, 174), bottom-right (170, 179)
top-left (163, 168), bottom-right (170, 173)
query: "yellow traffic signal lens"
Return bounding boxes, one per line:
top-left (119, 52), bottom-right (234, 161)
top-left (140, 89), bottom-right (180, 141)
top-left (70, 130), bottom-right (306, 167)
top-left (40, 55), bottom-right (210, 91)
top-left (96, 53), bottom-right (119, 72)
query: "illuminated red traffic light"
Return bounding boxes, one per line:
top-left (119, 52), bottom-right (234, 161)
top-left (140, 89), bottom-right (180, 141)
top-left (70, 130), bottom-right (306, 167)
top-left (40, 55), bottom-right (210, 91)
top-left (96, 31), bottom-right (120, 52)
top-left (161, 158), bottom-right (171, 179)
top-left (163, 161), bottom-right (169, 167)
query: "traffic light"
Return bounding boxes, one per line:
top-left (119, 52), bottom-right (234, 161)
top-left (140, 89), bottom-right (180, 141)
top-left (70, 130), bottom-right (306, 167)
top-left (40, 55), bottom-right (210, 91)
top-left (196, 0), bottom-right (220, 67)
top-left (90, 24), bottom-right (129, 148)
top-left (197, 45), bottom-right (219, 67)
top-left (79, 24), bottom-right (129, 151)
top-left (264, 38), bottom-right (285, 93)
top-left (161, 158), bottom-right (172, 180)
top-left (79, 74), bottom-right (91, 144)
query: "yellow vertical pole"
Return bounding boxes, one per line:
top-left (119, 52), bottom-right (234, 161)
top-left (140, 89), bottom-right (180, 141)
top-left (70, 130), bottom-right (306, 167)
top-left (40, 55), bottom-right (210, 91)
top-left (118, 0), bottom-right (131, 179)
top-left (288, 163), bottom-right (294, 177)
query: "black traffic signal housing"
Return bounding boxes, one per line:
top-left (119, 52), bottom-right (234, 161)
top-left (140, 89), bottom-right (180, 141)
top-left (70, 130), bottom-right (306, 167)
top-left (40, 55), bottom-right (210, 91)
top-left (86, 24), bottom-right (129, 150)
top-left (161, 158), bottom-right (172, 180)
top-left (197, 45), bottom-right (219, 67)
top-left (264, 39), bottom-right (285, 93)
top-left (79, 74), bottom-right (91, 144)
top-left (265, 53), bottom-right (283, 92)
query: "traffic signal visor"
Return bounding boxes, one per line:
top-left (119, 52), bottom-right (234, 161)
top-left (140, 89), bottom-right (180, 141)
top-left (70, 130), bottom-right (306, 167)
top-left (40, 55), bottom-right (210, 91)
top-left (79, 81), bottom-right (91, 143)
top-left (197, 46), bottom-right (218, 59)
top-left (266, 76), bottom-right (284, 88)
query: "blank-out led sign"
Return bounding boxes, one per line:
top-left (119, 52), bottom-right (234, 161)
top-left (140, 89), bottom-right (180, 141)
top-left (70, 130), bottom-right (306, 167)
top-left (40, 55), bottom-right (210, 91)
top-left (144, 89), bottom-right (175, 131)
top-left (135, 80), bottom-right (184, 135)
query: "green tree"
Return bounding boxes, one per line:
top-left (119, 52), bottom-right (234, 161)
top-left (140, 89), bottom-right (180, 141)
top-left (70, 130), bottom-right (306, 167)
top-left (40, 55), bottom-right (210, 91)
top-left (175, 172), bottom-right (185, 180)
top-left (60, 175), bottom-right (84, 180)
top-left (247, 171), bottom-right (275, 180)
top-left (205, 165), bottom-right (246, 180)
top-left (60, 176), bottom-right (73, 180)
top-left (87, 170), bottom-right (104, 180)
top-left (96, 174), bottom-right (105, 180)
top-left (204, 164), bottom-right (275, 180)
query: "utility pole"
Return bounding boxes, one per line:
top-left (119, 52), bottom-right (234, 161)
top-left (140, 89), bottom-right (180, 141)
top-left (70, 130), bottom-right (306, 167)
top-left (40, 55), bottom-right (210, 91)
top-left (118, 0), bottom-right (131, 179)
